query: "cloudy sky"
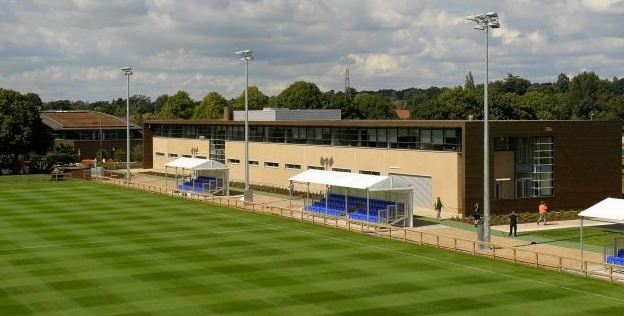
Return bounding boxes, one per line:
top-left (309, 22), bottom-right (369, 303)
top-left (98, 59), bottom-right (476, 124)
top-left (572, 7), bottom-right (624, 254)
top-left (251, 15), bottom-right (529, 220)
top-left (1, 0), bottom-right (623, 102)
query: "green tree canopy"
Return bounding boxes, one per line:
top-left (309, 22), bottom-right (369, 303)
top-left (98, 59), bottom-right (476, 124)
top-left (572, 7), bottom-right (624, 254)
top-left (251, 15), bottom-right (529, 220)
top-left (270, 81), bottom-right (323, 109)
top-left (352, 94), bottom-right (398, 119)
top-left (234, 86), bottom-right (269, 110)
top-left (46, 143), bottom-right (76, 165)
top-left (0, 89), bottom-right (52, 168)
top-left (193, 92), bottom-right (228, 119)
top-left (159, 90), bottom-right (195, 119)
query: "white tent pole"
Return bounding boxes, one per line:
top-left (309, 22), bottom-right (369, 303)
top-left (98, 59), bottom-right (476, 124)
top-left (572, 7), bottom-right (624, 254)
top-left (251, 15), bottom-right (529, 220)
top-left (165, 166), bottom-right (168, 191)
top-left (325, 184), bottom-right (328, 210)
top-left (409, 189), bottom-right (414, 227)
top-left (175, 167), bottom-right (178, 188)
top-left (366, 190), bottom-right (370, 220)
top-left (192, 169), bottom-right (195, 191)
top-left (344, 188), bottom-right (348, 214)
top-left (580, 216), bottom-right (584, 269)
top-left (306, 182), bottom-right (310, 208)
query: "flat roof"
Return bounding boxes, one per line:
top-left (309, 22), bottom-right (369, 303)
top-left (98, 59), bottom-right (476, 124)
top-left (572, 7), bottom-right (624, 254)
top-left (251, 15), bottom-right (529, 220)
top-left (41, 111), bottom-right (141, 130)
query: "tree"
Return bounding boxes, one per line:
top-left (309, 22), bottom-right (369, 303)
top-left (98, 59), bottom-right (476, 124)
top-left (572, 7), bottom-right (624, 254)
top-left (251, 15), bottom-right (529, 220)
top-left (113, 149), bottom-right (126, 162)
top-left (234, 86), bottom-right (269, 110)
top-left (555, 73), bottom-right (570, 93)
top-left (153, 94), bottom-right (169, 114)
top-left (159, 90), bottom-right (195, 119)
top-left (501, 73), bottom-right (531, 95)
top-left (193, 92), bottom-right (227, 119)
top-left (271, 81), bottom-right (324, 109)
top-left (131, 144), bottom-right (144, 162)
top-left (352, 94), bottom-right (398, 119)
top-left (464, 71), bottom-right (475, 90)
top-left (46, 143), bottom-right (76, 165)
top-left (410, 87), bottom-right (481, 120)
top-left (568, 71), bottom-right (600, 118)
top-left (0, 89), bottom-right (53, 169)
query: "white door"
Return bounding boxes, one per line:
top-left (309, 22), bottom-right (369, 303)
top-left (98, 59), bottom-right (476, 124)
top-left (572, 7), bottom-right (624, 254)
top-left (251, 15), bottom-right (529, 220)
top-left (390, 173), bottom-right (432, 209)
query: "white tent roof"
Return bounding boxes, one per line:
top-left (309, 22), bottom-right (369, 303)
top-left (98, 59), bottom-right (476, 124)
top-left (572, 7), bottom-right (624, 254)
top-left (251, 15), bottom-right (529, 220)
top-left (289, 169), bottom-right (403, 190)
top-left (578, 198), bottom-right (624, 223)
top-left (165, 157), bottom-right (228, 170)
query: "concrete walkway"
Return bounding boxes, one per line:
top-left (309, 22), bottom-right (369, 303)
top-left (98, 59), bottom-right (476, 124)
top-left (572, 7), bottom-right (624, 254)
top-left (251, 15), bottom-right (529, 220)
top-left (492, 219), bottom-right (609, 233)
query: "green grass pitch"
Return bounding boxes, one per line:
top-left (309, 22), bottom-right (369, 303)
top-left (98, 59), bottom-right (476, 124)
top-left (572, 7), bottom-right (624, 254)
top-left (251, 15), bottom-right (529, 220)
top-left (1, 177), bottom-right (624, 315)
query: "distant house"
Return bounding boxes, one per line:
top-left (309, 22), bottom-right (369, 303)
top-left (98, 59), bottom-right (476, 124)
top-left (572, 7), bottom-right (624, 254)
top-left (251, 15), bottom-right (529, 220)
top-left (395, 109), bottom-right (410, 120)
top-left (40, 110), bottom-right (142, 160)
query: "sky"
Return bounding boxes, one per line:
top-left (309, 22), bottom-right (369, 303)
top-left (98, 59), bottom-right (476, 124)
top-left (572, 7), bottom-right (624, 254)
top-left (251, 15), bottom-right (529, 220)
top-left (1, 0), bottom-right (623, 102)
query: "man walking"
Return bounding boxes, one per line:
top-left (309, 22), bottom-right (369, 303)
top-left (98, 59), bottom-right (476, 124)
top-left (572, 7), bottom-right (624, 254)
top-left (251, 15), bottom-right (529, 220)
top-left (537, 201), bottom-right (548, 225)
top-left (471, 202), bottom-right (480, 227)
top-left (434, 197), bottom-right (443, 220)
top-left (509, 211), bottom-right (518, 236)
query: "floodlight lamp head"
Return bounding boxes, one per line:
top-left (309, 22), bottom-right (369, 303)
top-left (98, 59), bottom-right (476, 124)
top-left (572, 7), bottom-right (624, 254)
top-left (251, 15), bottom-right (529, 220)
top-left (235, 49), bottom-right (254, 61)
top-left (489, 21), bottom-right (500, 28)
top-left (121, 67), bottom-right (133, 75)
top-left (486, 12), bottom-right (498, 18)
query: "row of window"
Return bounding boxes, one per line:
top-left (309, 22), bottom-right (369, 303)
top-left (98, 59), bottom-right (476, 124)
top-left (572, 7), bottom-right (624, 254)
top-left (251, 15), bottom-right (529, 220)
top-left (153, 124), bottom-right (462, 152)
top-left (53, 130), bottom-right (142, 141)
top-left (155, 152), bottom-right (206, 159)
top-left (225, 158), bottom-right (380, 175)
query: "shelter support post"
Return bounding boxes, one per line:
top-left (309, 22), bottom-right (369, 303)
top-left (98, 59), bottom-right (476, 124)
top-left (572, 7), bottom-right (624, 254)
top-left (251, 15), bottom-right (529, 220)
top-left (366, 190), bottom-right (370, 219)
top-left (165, 166), bottom-right (168, 190)
top-left (175, 167), bottom-right (178, 188)
top-left (580, 217), bottom-right (584, 269)
top-left (344, 188), bottom-right (348, 215)
top-left (306, 183), bottom-right (310, 208)
top-left (325, 184), bottom-right (328, 210)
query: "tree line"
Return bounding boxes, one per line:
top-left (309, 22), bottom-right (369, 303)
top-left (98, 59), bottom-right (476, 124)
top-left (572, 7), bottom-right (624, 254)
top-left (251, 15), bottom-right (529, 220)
top-left (2, 71), bottom-right (623, 170)
top-left (39, 71), bottom-right (624, 125)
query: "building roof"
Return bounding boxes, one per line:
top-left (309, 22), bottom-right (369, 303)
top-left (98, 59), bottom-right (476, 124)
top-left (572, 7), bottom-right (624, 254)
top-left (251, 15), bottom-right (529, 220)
top-left (41, 111), bottom-right (140, 130)
top-left (289, 169), bottom-right (411, 191)
top-left (165, 157), bottom-right (228, 170)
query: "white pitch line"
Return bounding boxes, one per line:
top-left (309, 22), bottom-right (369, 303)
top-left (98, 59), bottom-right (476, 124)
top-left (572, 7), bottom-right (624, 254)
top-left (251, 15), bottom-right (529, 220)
top-left (0, 227), bottom-right (280, 252)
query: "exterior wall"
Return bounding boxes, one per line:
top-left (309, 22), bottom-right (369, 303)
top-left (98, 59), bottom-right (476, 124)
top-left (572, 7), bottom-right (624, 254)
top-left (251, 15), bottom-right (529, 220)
top-left (60, 139), bottom-right (142, 161)
top-left (464, 121), bottom-right (621, 215)
top-left (493, 151), bottom-right (514, 199)
top-left (222, 142), bottom-right (463, 215)
top-left (152, 137), bottom-right (211, 171)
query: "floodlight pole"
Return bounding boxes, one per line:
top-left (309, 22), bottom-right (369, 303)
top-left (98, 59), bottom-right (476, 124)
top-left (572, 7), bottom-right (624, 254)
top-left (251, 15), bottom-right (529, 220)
top-left (121, 67), bottom-right (133, 184)
top-left (483, 23), bottom-right (490, 244)
top-left (466, 12), bottom-right (500, 246)
top-left (236, 50), bottom-right (254, 202)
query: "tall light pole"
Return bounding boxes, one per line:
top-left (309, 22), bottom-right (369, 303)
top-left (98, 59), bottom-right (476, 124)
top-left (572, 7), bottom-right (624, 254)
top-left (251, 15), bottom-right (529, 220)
top-left (235, 50), bottom-right (254, 202)
top-left (121, 67), bottom-right (133, 184)
top-left (466, 12), bottom-right (500, 245)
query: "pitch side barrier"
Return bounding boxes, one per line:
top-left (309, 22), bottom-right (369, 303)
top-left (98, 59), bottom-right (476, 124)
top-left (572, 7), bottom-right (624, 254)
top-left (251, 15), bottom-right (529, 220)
top-left (87, 174), bottom-right (624, 284)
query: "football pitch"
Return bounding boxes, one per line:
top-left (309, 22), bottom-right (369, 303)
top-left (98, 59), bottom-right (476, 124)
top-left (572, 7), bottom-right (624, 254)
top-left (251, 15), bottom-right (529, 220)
top-left (1, 177), bottom-right (624, 315)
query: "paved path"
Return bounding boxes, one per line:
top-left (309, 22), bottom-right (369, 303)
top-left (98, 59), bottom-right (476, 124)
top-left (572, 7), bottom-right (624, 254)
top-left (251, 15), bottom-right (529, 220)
top-left (492, 219), bottom-right (608, 233)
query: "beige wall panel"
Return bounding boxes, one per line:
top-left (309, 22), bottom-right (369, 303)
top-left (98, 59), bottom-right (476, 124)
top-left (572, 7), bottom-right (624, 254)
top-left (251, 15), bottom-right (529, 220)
top-left (152, 137), bottom-right (211, 172)
top-left (224, 142), bottom-right (461, 214)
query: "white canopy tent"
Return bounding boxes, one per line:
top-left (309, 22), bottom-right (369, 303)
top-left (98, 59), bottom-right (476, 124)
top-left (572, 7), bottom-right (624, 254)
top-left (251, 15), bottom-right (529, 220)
top-left (578, 197), bottom-right (624, 264)
top-left (165, 157), bottom-right (229, 195)
top-left (289, 169), bottom-right (414, 226)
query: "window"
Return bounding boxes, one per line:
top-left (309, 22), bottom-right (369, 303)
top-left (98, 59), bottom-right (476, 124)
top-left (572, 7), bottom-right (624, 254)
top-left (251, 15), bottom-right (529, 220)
top-left (168, 153), bottom-right (178, 158)
top-left (182, 154), bottom-right (192, 158)
top-left (308, 166), bottom-right (324, 170)
top-left (196, 156), bottom-right (207, 159)
top-left (285, 163), bottom-right (301, 170)
top-left (155, 152), bottom-right (165, 157)
top-left (264, 161), bottom-right (279, 168)
top-left (249, 160), bottom-right (259, 166)
top-left (227, 158), bottom-right (240, 164)
top-left (152, 124), bottom-right (463, 153)
top-left (359, 170), bottom-right (380, 175)
top-left (332, 168), bottom-right (351, 173)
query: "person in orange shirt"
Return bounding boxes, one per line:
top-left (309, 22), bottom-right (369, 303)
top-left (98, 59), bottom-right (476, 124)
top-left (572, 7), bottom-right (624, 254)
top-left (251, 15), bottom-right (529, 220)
top-left (537, 201), bottom-right (548, 225)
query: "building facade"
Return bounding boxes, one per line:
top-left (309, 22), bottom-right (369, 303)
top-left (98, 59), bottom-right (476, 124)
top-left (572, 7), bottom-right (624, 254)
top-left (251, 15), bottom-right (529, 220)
top-left (143, 119), bottom-right (621, 216)
top-left (41, 111), bottom-right (143, 160)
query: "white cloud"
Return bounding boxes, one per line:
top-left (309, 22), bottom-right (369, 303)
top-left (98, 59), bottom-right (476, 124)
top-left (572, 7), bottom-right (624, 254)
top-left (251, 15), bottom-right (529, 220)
top-left (0, 0), bottom-right (622, 101)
